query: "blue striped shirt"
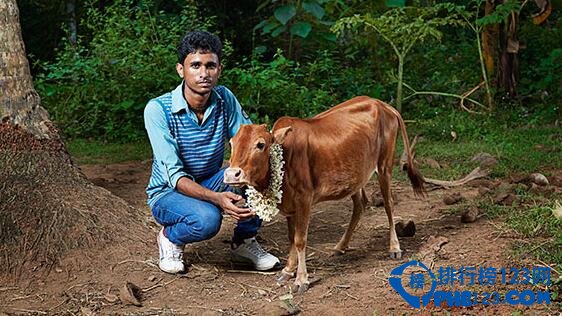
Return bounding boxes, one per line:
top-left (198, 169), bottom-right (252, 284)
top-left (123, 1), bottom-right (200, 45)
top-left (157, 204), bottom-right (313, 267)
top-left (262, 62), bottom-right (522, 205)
top-left (144, 83), bottom-right (251, 207)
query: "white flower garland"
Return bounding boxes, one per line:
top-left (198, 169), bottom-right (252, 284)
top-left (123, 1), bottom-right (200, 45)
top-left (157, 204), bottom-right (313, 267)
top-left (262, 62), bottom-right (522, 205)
top-left (245, 143), bottom-right (284, 221)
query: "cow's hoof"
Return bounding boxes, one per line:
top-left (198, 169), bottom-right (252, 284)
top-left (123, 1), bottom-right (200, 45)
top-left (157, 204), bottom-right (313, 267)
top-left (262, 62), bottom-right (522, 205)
top-left (331, 248), bottom-right (346, 256)
top-left (389, 250), bottom-right (402, 259)
top-left (277, 271), bottom-right (294, 286)
top-left (291, 281), bottom-right (309, 295)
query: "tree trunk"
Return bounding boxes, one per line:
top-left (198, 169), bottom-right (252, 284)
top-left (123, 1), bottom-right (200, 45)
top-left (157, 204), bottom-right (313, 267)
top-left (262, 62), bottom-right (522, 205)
top-left (482, 0), bottom-right (498, 82)
top-left (66, 0), bottom-right (77, 46)
top-left (0, 0), bottom-right (56, 139)
top-left (497, 12), bottom-right (520, 97)
top-left (0, 0), bottom-right (148, 281)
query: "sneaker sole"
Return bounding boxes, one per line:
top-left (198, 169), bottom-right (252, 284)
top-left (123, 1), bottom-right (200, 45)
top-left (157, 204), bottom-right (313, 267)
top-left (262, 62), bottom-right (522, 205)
top-left (231, 253), bottom-right (280, 271)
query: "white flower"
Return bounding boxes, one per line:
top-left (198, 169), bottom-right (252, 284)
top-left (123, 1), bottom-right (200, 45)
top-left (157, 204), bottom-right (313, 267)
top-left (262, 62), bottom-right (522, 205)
top-left (245, 143), bottom-right (284, 221)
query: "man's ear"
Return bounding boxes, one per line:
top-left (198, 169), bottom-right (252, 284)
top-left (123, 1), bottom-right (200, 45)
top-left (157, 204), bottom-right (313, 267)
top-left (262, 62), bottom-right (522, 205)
top-left (176, 63), bottom-right (184, 78)
top-left (217, 63), bottom-right (223, 78)
top-left (273, 126), bottom-right (292, 144)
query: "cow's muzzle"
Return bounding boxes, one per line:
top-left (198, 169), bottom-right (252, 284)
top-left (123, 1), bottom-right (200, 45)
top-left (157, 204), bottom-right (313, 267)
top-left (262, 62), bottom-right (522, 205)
top-left (223, 167), bottom-right (247, 187)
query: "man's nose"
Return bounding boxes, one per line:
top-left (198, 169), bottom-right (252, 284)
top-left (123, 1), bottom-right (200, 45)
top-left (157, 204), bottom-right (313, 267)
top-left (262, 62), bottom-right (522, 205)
top-left (199, 67), bottom-right (210, 77)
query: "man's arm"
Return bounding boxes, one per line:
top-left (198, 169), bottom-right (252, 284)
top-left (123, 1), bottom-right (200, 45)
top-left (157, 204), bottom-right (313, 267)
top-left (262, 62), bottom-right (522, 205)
top-left (175, 177), bottom-right (254, 220)
top-left (144, 100), bottom-right (253, 219)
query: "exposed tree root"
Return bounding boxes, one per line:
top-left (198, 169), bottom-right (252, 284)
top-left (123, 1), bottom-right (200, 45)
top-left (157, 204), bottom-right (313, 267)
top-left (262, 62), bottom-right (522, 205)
top-left (0, 123), bottom-right (149, 282)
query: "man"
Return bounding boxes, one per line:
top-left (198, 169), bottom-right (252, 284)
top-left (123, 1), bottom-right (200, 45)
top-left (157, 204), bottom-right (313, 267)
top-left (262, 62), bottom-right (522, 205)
top-left (144, 31), bottom-right (280, 274)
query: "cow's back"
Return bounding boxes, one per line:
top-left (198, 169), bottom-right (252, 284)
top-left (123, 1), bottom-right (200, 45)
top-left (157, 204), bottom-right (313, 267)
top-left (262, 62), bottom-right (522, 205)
top-left (273, 97), bottom-right (400, 204)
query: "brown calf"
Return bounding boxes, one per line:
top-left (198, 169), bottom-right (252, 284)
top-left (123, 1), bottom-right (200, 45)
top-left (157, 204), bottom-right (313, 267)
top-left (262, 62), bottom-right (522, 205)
top-left (224, 96), bottom-right (425, 293)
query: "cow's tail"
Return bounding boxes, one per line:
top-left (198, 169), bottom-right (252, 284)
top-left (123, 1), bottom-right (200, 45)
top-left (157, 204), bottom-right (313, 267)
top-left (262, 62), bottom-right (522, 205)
top-left (393, 109), bottom-right (426, 197)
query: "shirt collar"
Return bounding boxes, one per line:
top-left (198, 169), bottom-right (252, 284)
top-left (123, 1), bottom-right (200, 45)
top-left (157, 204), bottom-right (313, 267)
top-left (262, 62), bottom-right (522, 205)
top-left (171, 81), bottom-right (223, 115)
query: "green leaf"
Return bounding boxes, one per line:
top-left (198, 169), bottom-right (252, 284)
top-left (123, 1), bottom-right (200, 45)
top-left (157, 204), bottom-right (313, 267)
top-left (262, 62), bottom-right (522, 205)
top-left (262, 20), bottom-right (280, 34)
top-left (303, 1), bottom-right (325, 20)
top-left (386, 0), bottom-right (406, 7)
top-left (253, 19), bottom-right (268, 32)
top-left (318, 20), bottom-right (335, 26)
top-left (256, 0), bottom-right (271, 12)
top-left (271, 25), bottom-right (286, 37)
top-left (290, 22), bottom-right (312, 38)
top-left (477, 0), bottom-right (521, 26)
top-left (274, 5), bottom-right (297, 25)
top-left (322, 33), bottom-right (337, 42)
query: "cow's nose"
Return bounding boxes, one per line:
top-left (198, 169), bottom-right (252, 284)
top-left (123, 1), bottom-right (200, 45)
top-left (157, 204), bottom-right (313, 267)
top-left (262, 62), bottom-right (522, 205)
top-left (224, 167), bottom-right (245, 185)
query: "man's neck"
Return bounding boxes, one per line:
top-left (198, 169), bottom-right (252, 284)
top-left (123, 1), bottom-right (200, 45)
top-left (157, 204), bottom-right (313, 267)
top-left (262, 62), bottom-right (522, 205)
top-left (183, 83), bottom-right (211, 116)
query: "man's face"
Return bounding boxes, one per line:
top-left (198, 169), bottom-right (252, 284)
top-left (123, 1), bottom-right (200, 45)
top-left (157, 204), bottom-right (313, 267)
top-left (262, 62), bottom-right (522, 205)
top-left (176, 50), bottom-right (222, 96)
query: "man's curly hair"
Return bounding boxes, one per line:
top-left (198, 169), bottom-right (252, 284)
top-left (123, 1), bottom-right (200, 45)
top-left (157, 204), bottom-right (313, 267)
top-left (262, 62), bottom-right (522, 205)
top-left (177, 31), bottom-right (223, 65)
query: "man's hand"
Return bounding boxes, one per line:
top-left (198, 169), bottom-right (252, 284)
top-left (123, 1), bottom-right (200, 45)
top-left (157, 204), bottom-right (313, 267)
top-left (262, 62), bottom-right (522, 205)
top-left (212, 192), bottom-right (255, 220)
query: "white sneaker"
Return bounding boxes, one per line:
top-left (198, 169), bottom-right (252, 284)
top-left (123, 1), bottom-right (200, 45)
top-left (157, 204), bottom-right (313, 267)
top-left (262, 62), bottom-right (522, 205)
top-left (157, 229), bottom-right (185, 274)
top-left (231, 237), bottom-right (280, 271)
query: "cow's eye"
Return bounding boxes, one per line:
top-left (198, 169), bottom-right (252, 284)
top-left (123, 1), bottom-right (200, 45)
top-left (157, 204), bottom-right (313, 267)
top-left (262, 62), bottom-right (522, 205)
top-left (256, 142), bottom-right (265, 150)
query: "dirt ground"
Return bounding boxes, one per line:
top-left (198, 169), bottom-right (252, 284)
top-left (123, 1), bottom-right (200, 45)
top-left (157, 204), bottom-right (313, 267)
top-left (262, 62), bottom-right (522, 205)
top-left (1, 160), bottom-right (560, 315)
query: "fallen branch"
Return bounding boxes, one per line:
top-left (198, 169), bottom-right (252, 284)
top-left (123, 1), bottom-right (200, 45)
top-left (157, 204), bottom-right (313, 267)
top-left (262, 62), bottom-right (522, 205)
top-left (111, 259), bottom-right (156, 271)
top-left (424, 167), bottom-right (489, 188)
top-left (10, 308), bottom-right (47, 315)
top-left (460, 81), bottom-right (485, 114)
top-left (403, 91), bottom-right (486, 111)
top-left (183, 305), bottom-right (225, 313)
top-left (141, 277), bottom-right (180, 293)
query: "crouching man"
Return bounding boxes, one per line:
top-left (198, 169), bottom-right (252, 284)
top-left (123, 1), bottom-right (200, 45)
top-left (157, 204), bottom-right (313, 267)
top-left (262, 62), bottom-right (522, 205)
top-left (144, 30), bottom-right (279, 274)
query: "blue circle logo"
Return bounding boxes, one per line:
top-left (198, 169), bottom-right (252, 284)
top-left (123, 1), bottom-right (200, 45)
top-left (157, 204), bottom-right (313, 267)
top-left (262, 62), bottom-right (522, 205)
top-left (388, 260), bottom-right (437, 308)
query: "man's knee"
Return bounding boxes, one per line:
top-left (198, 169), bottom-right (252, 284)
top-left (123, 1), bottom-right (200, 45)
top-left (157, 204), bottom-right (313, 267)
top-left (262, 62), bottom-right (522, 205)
top-left (190, 210), bottom-right (222, 241)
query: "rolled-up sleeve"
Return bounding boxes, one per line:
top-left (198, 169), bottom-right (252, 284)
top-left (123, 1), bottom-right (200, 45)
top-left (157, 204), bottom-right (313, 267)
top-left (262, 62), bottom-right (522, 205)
top-left (144, 100), bottom-right (190, 189)
top-left (221, 86), bottom-right (252, 138)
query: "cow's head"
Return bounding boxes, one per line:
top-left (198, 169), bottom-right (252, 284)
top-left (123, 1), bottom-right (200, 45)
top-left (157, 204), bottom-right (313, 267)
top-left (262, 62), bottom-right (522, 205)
top-left (224, 124), bottom-right (292, 192)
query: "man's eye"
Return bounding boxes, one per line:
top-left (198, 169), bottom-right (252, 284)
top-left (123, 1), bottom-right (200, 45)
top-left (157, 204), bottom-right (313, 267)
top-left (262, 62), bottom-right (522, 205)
top-left (256, 142), bottom-right (265, 150)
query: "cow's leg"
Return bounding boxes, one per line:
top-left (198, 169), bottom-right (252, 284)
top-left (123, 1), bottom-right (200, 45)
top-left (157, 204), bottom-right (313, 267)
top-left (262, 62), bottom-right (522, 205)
top-left (334, 189), bottom-right (366, 254)
top-left (293, 206), bottom-right (311, 294)
top-left (379, 167), bottom-right (401, 259)
top-left (277, 216), bottom-right (297, 285)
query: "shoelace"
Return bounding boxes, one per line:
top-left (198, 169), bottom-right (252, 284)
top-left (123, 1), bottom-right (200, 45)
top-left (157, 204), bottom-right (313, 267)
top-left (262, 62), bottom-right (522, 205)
top-left (245, 240), bottom-right (268, 258)
top-left (170, 247), bottom-right (183, 260)
top-left (161, 239), bottom-right (183, 260)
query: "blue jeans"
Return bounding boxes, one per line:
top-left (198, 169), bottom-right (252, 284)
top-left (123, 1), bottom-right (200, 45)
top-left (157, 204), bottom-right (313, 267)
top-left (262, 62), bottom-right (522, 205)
top-left (150, 168), bottom-right (262, 245)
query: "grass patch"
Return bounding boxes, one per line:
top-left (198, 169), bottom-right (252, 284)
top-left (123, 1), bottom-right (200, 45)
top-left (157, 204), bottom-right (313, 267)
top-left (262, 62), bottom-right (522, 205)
top-left (477, 192), bottom-right (562, 271)
top-left (408, 124), bottom-right (560, 180)
top-left (67, 139), bottom-right (152, 165)
top-left (392, 123), bottom-right (560, 185)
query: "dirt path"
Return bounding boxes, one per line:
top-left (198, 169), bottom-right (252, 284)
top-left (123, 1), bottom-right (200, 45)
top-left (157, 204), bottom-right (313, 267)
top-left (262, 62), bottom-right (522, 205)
top-left (1, 161), bottom-right (558, 315)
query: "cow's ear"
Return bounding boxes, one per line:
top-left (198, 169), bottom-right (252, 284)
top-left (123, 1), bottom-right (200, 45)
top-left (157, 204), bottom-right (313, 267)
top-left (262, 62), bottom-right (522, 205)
top-left (273, 126), bottom-right (292, 144)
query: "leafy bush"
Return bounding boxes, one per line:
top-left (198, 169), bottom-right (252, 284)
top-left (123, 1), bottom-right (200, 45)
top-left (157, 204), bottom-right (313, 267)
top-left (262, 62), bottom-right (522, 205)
top-left (35, 0), bottom-right (212, 141)
top-left (222, 49), bottom-right (385, 125)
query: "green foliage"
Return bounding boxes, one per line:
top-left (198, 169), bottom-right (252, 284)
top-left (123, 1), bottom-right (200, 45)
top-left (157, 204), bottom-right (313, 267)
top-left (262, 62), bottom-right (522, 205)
top-left (386, 0), bottom-right (406, 7)
top-left (254, 0), bottom-right (342, 58)
top-left (27, 0), bottom-right (562, 144)
top-left (529, 48), bottom-right (562, 91)
top-left (35, 0), bottom-right (212, 141)
top-left (222, 50), bottom-right (383, 124)
top-left (256, 0), bottom-right (333, 39)
top-left (475, 0), bottom-right (521, 27)
top-left (410, 108), bottom-right (561, 175)
top-left (477, 197), bottom-right (562, 269)
top-left (332, 3), bottom-right (465, 111)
